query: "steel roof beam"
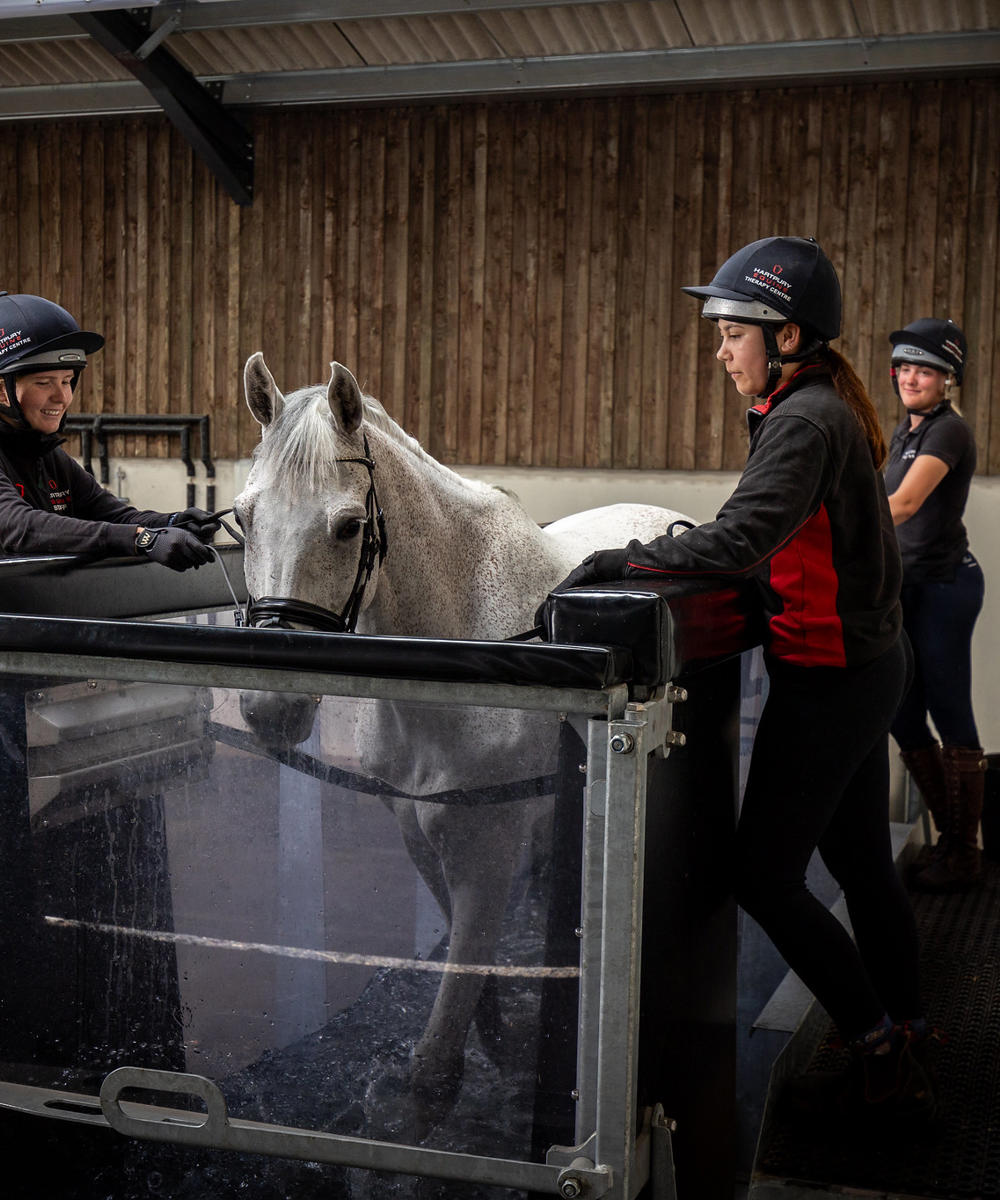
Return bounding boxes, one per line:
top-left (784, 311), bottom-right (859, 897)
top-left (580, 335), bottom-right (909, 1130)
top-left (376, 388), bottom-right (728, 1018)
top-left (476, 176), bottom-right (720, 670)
top-left (0, 31), bottom-right (994, 119)
top-left (0, 0), bottom-right (615, 42)
top-left (180, 0), bottom-right (621, 23)
top-left (217, 33), bottom-right (1000, 105)
top-left (0, 1), bottom-right (620, 41)
top-left (71, 7), bottom-right (254, 206)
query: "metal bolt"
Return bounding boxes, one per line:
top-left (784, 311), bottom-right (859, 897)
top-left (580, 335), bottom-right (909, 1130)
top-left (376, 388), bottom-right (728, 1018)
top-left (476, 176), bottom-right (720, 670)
top-left (666, 684), bottom-right (688, 703)
top-left (578, 763), bottom-right (587, 774)
top-left (574, 926), bottom-right (584, 938)
top-left (570, 1088), bottom-right (580, 1099)
top-left (610, 732), bottom-right (635, 755)
top-left (665, 730), bottom-right (686, 747)
top-left (559, 1157), bottom-right (595, 1198)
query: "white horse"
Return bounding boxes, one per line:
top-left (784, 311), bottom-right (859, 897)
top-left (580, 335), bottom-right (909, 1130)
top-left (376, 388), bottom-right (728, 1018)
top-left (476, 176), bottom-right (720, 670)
top-left (235, 353), bottom-right (694, 1137)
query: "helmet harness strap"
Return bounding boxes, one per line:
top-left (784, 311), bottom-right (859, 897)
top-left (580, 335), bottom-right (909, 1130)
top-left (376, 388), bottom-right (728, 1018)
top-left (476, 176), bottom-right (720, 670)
top-left (756, 323), bottom-right (826, 399)
top-left (759, 324), bottom-right (785, 398)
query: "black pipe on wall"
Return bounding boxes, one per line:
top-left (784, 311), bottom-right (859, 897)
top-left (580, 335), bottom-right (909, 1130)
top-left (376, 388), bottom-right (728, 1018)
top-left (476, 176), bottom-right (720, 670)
top-left (63, 414), bottom-right (215, 511)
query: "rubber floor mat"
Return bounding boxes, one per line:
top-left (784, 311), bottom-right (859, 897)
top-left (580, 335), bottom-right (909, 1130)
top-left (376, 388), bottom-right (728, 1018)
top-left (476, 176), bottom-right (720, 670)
top-left (753, 857), bottom-right (1000, 1198)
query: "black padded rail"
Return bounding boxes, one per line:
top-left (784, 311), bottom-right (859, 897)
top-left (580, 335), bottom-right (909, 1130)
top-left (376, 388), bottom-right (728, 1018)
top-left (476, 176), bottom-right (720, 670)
top-left (0, 613), bottom-right (632, 692)
top-left (0, 556), bottom-right (760, 691)
top-left (541, 578), bottom-right (761, 684)
top-left (0, 546), bottom-right (247, 619)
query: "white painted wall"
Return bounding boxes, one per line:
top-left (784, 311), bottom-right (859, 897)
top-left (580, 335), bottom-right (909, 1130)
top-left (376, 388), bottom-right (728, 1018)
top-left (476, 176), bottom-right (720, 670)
top-left (96, 455), bottom-right (1000, 753)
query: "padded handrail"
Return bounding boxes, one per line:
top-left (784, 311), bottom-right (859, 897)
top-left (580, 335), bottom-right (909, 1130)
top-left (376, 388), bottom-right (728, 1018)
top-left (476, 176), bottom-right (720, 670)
top-left (0, 612), bottom-right (633, 692)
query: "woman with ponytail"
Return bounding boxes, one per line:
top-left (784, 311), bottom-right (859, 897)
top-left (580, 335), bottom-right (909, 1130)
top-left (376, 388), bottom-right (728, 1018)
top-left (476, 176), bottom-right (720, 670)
top-left (549, 237), bottom-right (933, 1124)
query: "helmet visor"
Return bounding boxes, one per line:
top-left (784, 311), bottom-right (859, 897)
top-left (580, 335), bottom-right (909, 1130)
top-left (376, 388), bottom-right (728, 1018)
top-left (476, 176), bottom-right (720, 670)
top-left (696, 296), bottom-right (789, 325)
top-left (890, 343), bottom-right (953, 376)
top-left (13, 347), bottom-right (89, 371)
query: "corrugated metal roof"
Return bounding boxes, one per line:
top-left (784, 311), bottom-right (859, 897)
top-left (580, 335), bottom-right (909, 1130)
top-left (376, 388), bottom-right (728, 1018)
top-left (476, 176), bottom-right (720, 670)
top-left (0, 0), bottom-right (997, 101)
top-left (0, 33), bottom-right (126, 88)
top-left (175, 22), bottom-right (365, 76)
top-left (335, 14), bottom-right (499, 67)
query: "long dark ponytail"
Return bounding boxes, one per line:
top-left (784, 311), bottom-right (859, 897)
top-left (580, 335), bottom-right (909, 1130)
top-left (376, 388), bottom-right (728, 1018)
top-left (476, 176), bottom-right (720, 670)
top-left (825, 347), bottom-right (888, 469)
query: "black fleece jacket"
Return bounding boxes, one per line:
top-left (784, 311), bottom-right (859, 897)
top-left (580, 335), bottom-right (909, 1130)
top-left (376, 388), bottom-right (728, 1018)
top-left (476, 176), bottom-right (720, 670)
top-left (619, 365), bottom-right (902, 668)
top-left (0, 421), bottom-right (175, 558)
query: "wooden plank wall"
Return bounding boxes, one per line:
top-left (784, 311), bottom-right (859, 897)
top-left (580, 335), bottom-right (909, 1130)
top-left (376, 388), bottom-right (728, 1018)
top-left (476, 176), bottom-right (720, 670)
top-left (1, 76), bottom-right (998, 471)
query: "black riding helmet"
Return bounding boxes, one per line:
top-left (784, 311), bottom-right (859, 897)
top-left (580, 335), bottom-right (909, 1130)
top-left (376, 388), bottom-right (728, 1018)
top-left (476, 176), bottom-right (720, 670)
top-left (888, 318), bottom-right (966, 400)
top-left (0, 292), bottom-right (104, 427)
top-left (682, 236), bottom-right (842, 397)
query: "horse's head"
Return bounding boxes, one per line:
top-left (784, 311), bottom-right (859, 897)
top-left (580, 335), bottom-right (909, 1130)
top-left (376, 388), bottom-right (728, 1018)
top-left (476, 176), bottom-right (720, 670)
top-left (235, 352), bottom-right (387, 749)
top-left (235, 352), bottom-right (386, 635)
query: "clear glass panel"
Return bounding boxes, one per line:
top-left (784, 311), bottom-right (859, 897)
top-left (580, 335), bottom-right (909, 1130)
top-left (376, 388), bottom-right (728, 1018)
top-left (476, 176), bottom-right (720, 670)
top-left (0, 669), bottom-right (583, 1197)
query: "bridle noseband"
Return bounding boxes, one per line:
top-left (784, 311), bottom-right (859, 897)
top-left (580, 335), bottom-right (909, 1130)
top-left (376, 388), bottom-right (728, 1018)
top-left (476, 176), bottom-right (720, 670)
top-left (240, 434), bottom-right (388, 633)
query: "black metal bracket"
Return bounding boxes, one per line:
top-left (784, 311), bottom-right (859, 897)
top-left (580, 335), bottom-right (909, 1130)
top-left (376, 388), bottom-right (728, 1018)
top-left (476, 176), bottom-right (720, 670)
top-left (70, 7), bottom-right (254, 206)
top-left (63, 412), bottom-right (216, 510)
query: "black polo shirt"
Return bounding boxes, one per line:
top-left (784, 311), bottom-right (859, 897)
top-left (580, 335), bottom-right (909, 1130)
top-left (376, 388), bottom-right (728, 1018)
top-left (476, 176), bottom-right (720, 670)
top-left (884, 404), bottom-right (976, 582)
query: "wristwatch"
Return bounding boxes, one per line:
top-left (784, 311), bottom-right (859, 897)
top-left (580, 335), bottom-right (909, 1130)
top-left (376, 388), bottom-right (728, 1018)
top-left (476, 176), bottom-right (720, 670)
top-left (135, 526), bottom-right (162, 553)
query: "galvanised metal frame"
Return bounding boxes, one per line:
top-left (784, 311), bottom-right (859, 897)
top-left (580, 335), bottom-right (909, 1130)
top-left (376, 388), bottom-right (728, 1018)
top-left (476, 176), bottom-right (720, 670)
top-left (0, 637), bottom-right (682, 1200)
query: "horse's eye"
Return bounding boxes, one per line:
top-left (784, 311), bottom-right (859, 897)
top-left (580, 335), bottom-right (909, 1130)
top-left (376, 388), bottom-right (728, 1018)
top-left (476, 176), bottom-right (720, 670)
top-left (338, 518), bottom-right (363, 541)
top-left (233, 510), bottom-right (245, 529)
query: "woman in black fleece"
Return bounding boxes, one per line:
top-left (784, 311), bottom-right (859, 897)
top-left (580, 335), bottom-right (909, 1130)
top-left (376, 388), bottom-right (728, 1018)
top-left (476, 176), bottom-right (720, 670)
top-left (551, 237), bottom-right (934, 1124)
top-left (0, 291), bottom-right (217, 570)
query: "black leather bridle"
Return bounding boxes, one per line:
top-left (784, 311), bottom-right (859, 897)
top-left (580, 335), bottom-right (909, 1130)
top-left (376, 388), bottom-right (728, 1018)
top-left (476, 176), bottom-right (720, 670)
top-left (228, 434), bottom-right (388, 633)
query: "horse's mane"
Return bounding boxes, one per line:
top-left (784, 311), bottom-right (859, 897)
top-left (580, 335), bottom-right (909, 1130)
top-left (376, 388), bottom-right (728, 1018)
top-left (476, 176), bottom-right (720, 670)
top-left (253, 383), bottom-right (441, 492)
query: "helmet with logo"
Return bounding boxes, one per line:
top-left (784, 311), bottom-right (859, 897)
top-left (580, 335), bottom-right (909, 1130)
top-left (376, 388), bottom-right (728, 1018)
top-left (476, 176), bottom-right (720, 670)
top-left (0, 292), bottom-right (104, 426)
top-left (682, 236), bottom-right (842, 396)
top-left (889, 317), bottom-right (966, 389)
top-left (0, 292), bottom-right (104, 373)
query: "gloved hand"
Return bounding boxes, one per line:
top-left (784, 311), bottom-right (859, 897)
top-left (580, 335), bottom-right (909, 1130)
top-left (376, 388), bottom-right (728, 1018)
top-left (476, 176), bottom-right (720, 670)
top-left (168, 507), bottom-right (222, 542)
top-left (135, 526), bottom-right (215, 571)
top-left (533, 548), bottom-right (630, 629)
top-left (552, 548), bottom-right (630, 593)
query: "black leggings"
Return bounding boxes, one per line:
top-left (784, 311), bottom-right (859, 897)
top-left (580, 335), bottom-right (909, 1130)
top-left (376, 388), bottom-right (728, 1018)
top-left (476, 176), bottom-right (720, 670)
top-left (734, 637), bottom-right (921, 1040)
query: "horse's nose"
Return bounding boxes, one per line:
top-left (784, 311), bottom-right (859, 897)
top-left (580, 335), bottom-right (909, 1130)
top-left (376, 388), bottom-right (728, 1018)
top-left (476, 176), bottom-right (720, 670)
top-left (240, 690), bottom-right (321, 749)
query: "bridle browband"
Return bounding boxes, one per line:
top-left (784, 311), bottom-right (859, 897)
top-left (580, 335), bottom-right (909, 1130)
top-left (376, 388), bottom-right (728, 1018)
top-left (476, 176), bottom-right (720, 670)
top-left (220, 433), bottom-right (388, 633)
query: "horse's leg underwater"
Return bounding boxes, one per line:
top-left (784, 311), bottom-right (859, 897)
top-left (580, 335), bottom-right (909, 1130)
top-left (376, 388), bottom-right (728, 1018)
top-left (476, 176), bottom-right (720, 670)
top-left (387, 798), bottom-right (452, 928)
top-left (409, 800), bottom-right (529, 1139)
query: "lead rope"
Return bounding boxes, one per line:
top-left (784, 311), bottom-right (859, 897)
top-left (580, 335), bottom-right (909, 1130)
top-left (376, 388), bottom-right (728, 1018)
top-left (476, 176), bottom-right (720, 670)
top-left (203, 508), bottom-right (248, 626)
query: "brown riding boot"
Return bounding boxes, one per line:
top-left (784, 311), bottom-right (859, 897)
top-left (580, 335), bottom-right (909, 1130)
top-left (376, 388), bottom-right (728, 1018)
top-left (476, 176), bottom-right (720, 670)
top-left (901, 744), bottom-right (947, 872)
top-left (912, 745), bottom-right (986, 893)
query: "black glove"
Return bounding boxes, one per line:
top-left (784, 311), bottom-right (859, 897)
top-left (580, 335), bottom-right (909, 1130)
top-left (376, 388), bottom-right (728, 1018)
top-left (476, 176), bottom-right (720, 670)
top-left (533, 549), bottom-right (630, 629)
top-left (136, 526), bottom-right (214, 571)
top-left (552, 548), bottom-right (630, 593)
top-left (168, 507), bottom-right (222, 542)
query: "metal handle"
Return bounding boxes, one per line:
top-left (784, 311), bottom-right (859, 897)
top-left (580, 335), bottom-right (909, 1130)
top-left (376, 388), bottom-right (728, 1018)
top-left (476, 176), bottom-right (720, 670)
top-left (100, 1067), bottom-right (227, 1141)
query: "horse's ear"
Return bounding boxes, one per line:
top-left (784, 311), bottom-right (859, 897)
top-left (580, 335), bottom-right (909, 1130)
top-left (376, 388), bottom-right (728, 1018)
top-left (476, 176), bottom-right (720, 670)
top-left (328, 361), bottom-right (363, 433)
top-left (244, 352), bottom-right (284, 428)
